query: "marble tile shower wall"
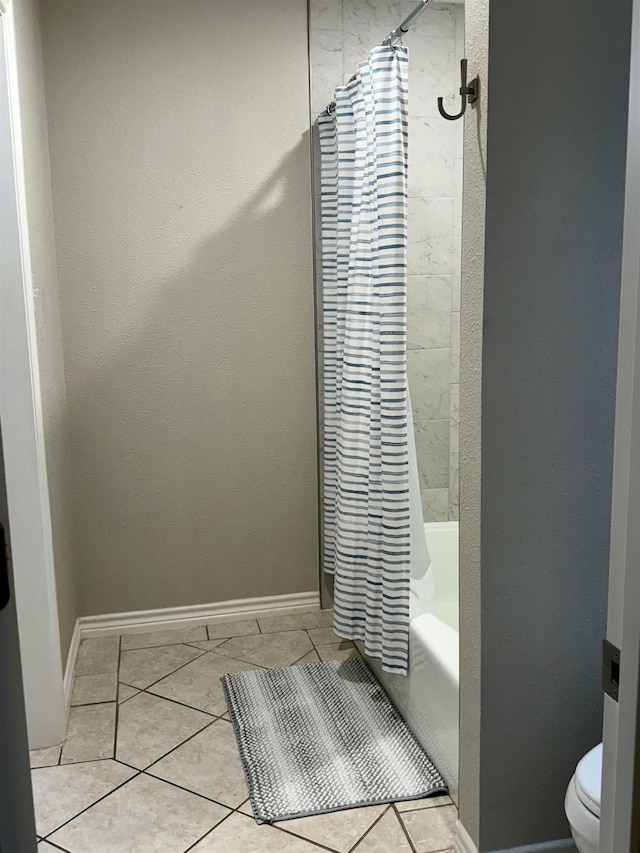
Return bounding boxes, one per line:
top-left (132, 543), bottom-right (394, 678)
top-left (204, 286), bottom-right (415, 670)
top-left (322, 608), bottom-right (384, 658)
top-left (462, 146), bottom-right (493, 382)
top-left (310, 0), bottom-right (463, 522)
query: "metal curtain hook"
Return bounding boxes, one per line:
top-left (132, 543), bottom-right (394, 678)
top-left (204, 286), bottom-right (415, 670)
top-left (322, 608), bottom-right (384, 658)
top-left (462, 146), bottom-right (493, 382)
top-left (438, 58), bottom-right (479, 121)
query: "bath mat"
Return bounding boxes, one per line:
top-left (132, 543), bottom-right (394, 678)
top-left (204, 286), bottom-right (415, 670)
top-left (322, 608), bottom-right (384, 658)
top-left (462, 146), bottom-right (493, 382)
top-left (221, 658), bottom-right (447, 824)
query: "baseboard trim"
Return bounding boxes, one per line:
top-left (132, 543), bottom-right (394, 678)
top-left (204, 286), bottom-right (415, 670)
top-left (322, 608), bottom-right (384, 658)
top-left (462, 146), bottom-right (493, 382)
top-left (78, 591), bottom-right (321, 638)
top-left (63, 619), bottom-right (81, 715)
top-left (489, 842), bottom-right (576, 853)
top-left (454, 821), bottom-right (479, 853)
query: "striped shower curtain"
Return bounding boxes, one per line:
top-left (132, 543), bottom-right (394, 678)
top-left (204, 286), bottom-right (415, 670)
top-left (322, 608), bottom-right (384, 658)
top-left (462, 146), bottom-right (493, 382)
top-left (318, 45), bottom-right (411, 675)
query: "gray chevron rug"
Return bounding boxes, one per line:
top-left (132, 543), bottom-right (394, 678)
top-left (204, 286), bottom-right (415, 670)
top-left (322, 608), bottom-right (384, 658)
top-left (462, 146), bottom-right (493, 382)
top-left (221, 657), bottom-right (447, 824)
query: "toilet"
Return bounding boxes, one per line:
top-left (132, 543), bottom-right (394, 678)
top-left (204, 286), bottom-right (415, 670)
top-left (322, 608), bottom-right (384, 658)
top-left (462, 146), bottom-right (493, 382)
top-left (564, 743), bottom-right (602, 853)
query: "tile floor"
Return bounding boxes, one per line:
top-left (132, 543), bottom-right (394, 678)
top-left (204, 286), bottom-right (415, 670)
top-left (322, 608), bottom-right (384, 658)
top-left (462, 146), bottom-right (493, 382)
top-left (30, 609), bottom-right (457, 852)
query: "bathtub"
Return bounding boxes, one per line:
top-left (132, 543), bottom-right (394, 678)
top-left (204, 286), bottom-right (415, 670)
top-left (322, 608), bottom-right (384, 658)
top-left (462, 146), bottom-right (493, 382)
top-left (360, 521), bottom-right (460, 802)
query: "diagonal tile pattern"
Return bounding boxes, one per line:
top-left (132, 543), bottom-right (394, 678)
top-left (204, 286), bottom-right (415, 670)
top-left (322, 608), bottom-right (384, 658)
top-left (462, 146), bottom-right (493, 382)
top-left (115, 691), bottom-right (212, 769)
top-left (119, 644), bottom-right (204, 689)
top-left (280, 804), bottom-right (387, 852)
top-left (30, 608), bottom-right (457, 852)
top-left (147, 650), bottom-right (261, 715)
top-left (147, 718), bottom-right (248, 807)
top-left (215, 629), bottom-right (314, 668)
top-left (190, 812), bottom-right (319, 852)
top-left (31, 759), bottom-right (136, 836)
top-left (352, 808), bottom-right (414, 852)
top-left (49, 774), bottom-right (229, 853)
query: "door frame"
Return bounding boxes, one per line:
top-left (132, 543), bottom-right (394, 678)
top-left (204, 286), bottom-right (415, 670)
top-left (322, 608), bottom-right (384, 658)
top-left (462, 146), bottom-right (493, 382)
top-left (599, 0), bottom-right (640, 847)
top-left (0, 0), bottom-right (66, 748)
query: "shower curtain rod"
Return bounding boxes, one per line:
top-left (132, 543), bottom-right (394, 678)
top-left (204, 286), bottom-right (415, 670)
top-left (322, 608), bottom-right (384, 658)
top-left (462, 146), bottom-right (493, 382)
top-left (323, 0), bottom-right (432, 114)
top-left (382, 0), bottom-right (432, 47)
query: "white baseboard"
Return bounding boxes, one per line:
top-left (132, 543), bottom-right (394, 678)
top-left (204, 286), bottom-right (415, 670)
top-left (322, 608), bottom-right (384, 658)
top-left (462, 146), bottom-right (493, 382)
top-left (454, 821), bottom-right (479, 853)
top-left (454, 822), bottom-right (576, 853)
top-left (77, 591), bottom-right (321, 638)
top-left (63, 619), bottom-right (81, 715)
top-left (490, 843), bottom-right (576, 853)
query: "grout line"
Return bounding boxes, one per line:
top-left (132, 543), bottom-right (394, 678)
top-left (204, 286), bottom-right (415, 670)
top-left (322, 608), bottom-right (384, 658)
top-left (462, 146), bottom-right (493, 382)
top-left (393, 804), bottom-right (420, 853)
top-left (345, 805), bottom-right (391, 853)
top-left (124, 647), bottom-right (209, 693)
top-left (69, 696), bottom-right (118, 708)
top-left (140, 767), bottom-right (239, 812)
top-left (396, 799), bottom-right (453, 815)
top-left (289, 649), bottom-right (320, 666)
top-left (113, 636), bottom-right (123, 761)
top-left (39, 839), bottom-right (72, 852)
top-left (272, 821), bottom-right (343, 853)
top-left (42, 769), bottom-right (143, 840)
top-left (120, 625), bottom-right (209, 652)
top-left (141, 718), bottom-right (218, 773)
top-left (139, 687), bottom-right (220, 717)
top-left (183, 810), bottom-right (236, 852)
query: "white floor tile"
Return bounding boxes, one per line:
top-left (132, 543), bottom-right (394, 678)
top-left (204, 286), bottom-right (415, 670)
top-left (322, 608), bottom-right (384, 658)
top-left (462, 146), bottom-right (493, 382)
top-left (30, 746), bottom-right (61, 769)
top-left (292, 650), bottom-right (321, 665)
top-left (115, 691), bottom-right (212, 769)
top-left (258, 609), bottom-right (333, 634)
top-left (117, 683), bottom-right (139, 703)
top-left (49, 773), bottom-right (229, 853)
top-left (215, 630), bottom-right (313, 668)
top-left (307, 627), bottom-right (342, 646)
top-left (147, 718), bottom-right (248, 807)
top-left (31, 759), bottom-right (135, 836)
top-left (71, 673), bottom-right (118, 706)
top-left (187, 639), bottom-right (227, 652)
top-left (120, 625), bottom-right (207, 651)
top-left (119, 644), bottom-right (203, 689)
top-left (60, 704), bottom-right (116, 764)
top-left (190, 812), bottom-right (322, 852)
top-left (206, 619), bottom-right (260, 640)
top-left (276, 804), bottom-right (386, 853)
top-left (352, 808), bottom-right (413, 852)
top-left (148, 651), bottom-right (260, 715)
top-left (315, 642), bottom-right (359, 662)
top-left (395, 794), bottom-right (453, 812)
top-left (399, 804), bottom-right (457, 851)
top-left (75, 638), bottom-right (120, 677)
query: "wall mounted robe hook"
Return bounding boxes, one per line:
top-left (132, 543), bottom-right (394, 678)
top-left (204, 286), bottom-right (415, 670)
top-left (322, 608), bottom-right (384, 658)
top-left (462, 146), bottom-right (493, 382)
top-left (438, 59), bottom-right (479, 121)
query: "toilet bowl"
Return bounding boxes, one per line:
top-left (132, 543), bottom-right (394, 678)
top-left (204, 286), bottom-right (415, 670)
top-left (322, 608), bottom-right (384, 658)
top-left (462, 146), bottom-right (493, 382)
top-left (564, 743), bottom-right (602, 853)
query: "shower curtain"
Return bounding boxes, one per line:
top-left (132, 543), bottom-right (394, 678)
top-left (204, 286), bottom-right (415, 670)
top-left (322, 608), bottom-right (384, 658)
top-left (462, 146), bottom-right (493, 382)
top-left (319, 45), bottom-right (411, 675)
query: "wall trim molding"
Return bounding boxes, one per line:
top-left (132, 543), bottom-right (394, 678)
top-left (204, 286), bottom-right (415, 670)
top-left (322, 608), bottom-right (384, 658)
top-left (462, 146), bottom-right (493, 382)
top-left (77, 591), bottom-right (321, 638)
top-left (63, 619), bottom-right (81, 714)
top-left (454, 821), bottom-right (576, 853)
top-left (489, 841), bottom-right (576, 853)
top-left (454, 821), bottom-right (479, 853)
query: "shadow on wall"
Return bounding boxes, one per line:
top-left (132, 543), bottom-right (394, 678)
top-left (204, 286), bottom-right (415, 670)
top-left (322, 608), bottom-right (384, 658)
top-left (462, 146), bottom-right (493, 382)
top-left (65, 136), bottom-right (319, 616)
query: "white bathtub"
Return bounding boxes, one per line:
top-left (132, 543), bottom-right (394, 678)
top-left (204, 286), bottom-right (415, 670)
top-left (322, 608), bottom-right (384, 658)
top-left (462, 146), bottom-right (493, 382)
top-left (362, 521), bottom-right (460, 802)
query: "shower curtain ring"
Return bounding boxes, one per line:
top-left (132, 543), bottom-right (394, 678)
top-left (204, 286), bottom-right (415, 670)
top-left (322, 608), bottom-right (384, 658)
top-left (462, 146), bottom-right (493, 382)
top-left (438, 58), bottom-right (479, 121)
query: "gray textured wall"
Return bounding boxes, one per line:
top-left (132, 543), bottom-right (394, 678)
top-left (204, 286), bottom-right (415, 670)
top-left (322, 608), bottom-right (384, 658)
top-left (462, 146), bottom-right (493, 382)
top-left (40, 0), bottom-right (319, 616)
top-left (477, 0), bottom-right (632, 848)
top-left (12, 0), bottom-right (78, 664)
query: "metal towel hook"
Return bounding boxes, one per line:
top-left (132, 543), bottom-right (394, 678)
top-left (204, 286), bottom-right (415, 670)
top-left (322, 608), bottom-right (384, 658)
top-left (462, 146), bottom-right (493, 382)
top-left (438, 59), bottom-right (479, 121)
